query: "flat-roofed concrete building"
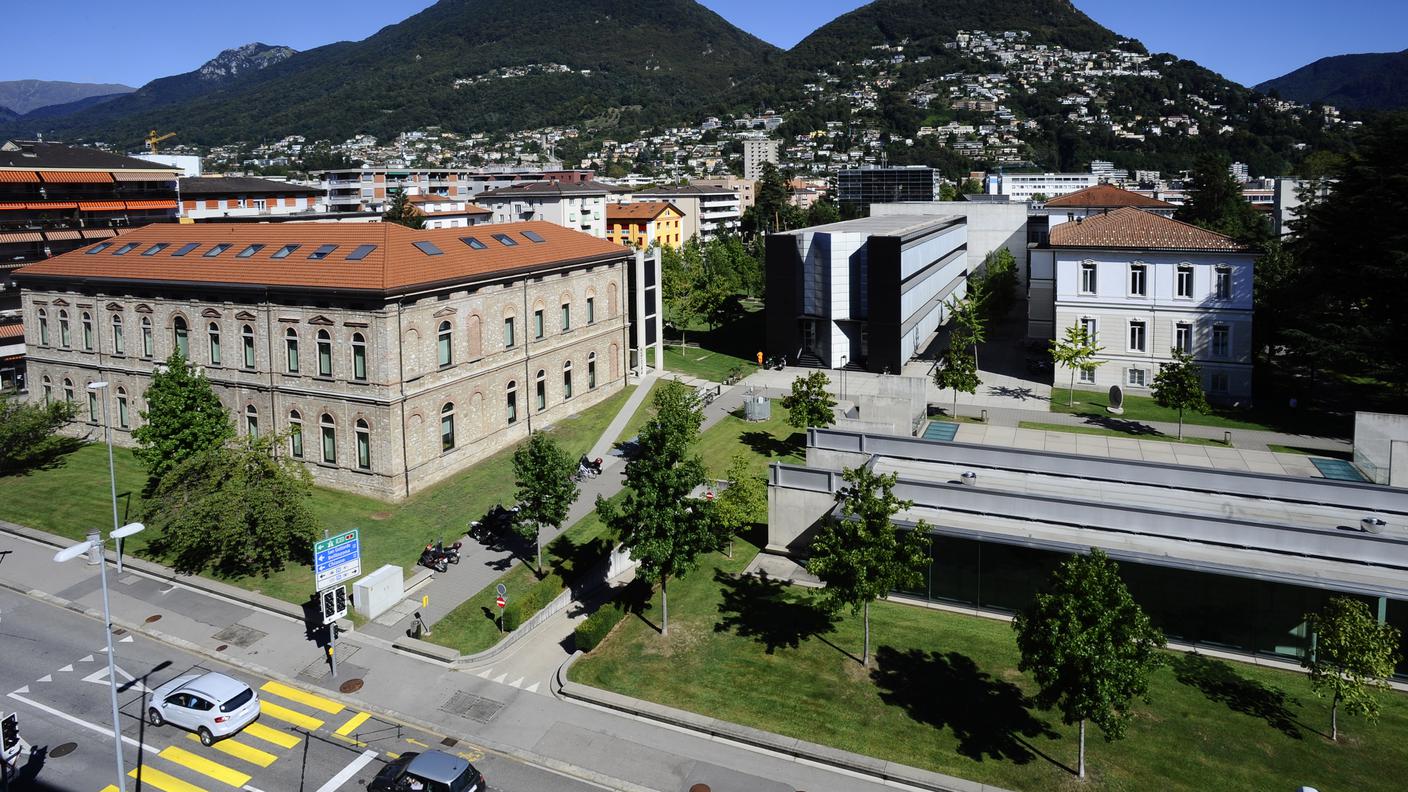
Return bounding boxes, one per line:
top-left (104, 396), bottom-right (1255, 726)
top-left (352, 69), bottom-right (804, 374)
top-left (474, 181), bottom-right (607, 239)
top-left (631, 185), bottom-right (740, 242)
top-left (179, 177), bottom-right (324, 220)
top-left (837, 166), bottom-right (941, 213)
top-left (15, 221), bottom-right (645, 500)
top-left (769, 428), bottom-right (1408, 676)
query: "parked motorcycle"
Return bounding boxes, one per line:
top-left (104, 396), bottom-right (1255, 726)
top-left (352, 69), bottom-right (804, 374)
top-left (419, 543), bottom-right (448, 573)
top-left (765, 355), bottom-right (786, 370)
top-left (469, 504), bottom-right (519, 542)
top-left (431, 538), bottom-right (462, 565)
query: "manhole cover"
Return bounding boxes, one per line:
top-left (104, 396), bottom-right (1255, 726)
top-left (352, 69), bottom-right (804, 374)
top-left (215, 644), bottom-right (228, 652)
top-left (689, 786), bottom-right (711, 792)
top-left (50, 742), bottom-right (78, 758)
top-left (145, 614), bottom-right (162, 623)
top-left (440, 737), bottom-right (458, 747)
top-left (438, 691), bottom-right (505, 724)
top-left (339, 678), bottom-right (364, 694)
top-left (111, 627), bottom-right (127, 636)
top-left (211, 624), bottom-right (266, 648)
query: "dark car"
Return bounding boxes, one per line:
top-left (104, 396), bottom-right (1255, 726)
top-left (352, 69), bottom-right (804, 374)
top-left (369, 750), bottom-right (485, 792)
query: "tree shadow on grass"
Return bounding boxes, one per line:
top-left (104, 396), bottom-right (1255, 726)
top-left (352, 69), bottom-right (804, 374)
top-left (739, 430), bottom-right (806, 463)
top-left (1171, 653), bottom-right (1306, 739)
top-left (0, 436), bottom-right (85, 477)
top-left (1077, 413), bottom-right (1168, 437)
top-left (871, 646), bottom-right (1061, 767)
top-left (714, 570), bottom-right (841, 655)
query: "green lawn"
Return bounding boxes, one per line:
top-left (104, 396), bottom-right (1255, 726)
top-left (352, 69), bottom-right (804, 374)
top-left (0, 384), bottom-right (637, 604)
top-left (1018, 421), bottom-right (1229, 447)
top-left (570, 544), bottom-right (1408, 792)
top-left (663, 344), bottom-right (758, 382)
top-left (663, 300), bottom-right (765, 382)
top-left (1050, 388), bottom-right (1279, 432)
top-left (698, 408), bottom-right (805, 479)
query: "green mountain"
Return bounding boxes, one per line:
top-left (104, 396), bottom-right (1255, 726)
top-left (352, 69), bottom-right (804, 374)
top-left (0, 79), bottom-right (134, 116)
top-left (5, 0), bottom-right (778, 147)
top-left (1255, 50), bottom-right (1408, 111)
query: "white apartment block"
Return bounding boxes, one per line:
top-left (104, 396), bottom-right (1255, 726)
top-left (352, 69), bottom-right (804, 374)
top-left (742, 138), bottom-right (781, 180)
top-left (314, 167), bottom-right (596, 213)
top-left (473, 182), bottom-right (607, 239)
top-left (994, 172), bottom-right (1097, 202)
top-left (178, 177), bottom-right (323, 220)
top-left (632, 185), bottom-right (741, 242)
top-left (406, 194), bottom-right (493, 229)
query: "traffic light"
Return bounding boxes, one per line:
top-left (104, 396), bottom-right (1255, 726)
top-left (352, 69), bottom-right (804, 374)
top-left (1, 712), bottom-right (18, 753)
top-left (320, 585), bottom-right (348, 625)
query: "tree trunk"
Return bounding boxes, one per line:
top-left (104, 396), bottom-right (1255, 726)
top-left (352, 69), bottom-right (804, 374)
top-left (1331, 694), bottom-right (1339, 741)
top-left (1177, 408), bottom-right (1184, 440)
top-left (1078, 719), bottom-right (1086, 779)
top-left (536, 527), bottom-right (543, 577)
top-left (661, 575), bottom-right (669, 636)
top-left (1069, 368), bottom-right (1077, 406)
top-left (863, 601), bottom-right (871, 667)
top-left (953, 387), bottom-right (959, 418)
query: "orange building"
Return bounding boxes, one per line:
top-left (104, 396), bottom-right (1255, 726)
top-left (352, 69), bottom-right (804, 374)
top-left (605, 201), bottom-right (683, 250)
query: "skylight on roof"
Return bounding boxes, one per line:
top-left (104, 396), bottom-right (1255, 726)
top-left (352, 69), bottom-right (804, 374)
top-left (141, 243), bottom-right (170, 257)
top-left (171, 242), bottom-right (199, 257)
top-left (236, 244), bottom-right (266, 259)
top-left (85, 242), bottom-right (112, 255)
top-left (460, 236), bottom-right (487, 250)
top-left (271, 244), bottom-right (300, 260)
top-left (203, 243), bottom-right (232, 258)
top-left (112, 242), bottom-right (139, 256)
top-left (521, 230), bottom-right (545, 243)
top-left (491, 233), bottom-right (518, 247)
top-left (346, 244), bottom-right (376, 261)
top-left (412, 241), bottom-right (444, 256)
top-left (309, 244), bottom-right (338, 260)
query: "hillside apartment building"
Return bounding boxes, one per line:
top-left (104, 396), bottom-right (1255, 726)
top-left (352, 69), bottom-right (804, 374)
top-left (314, 167), bottom-right (596, 213)
top-left (630, 185), bottom-right (741, 243)
top-left (474, 181), bottom-right (607, 239)
top-left (605, 201), bottom-right (683, 250)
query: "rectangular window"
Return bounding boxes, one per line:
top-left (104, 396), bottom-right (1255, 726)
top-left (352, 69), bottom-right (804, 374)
top-left (347, 244), bottom-right (376, 261)
top-left (412, 241), bottom-right (444, 256)
top-left (88, 392), bottom-right (98, 423)
top-left (272, 244), bottom-right (300, 259)
top-left (1128, 320), bottom-right (1146, 352)
top-left (534, 310), bottom-right (544, 339)
top-left (353, 345), bottom-right (367, 381)
top-left (441, 415), bottom-right (455, 452)
top-left (1129, 264), bottom-right (1147, 297)
top-left (460, 236), bottom-right (487, 250)
top-left (1079, 262), bottom-right (1096, 294)
top-left (247, 413), bottom-right (259, 439)
top-left (141, 243), bottom-right (169, 257)
top-left (243, 333), bottom-right (256, 369)
top-left (503, 317), bottom-right (515, 348)
top-left (322, 425), bottom-right (336, 464)
top-left (586, 297), bottom-right (595, 324)
top-left (1215, 266), bottom-right (1232, 299)
top-left (309, 244), bottom-right (338, 260)
top-left (1212, 325), bottom-right (1230, 358)
top-left (356, 431), bottom-right (370, 470)
top-left (142, 325), bottom-right (154, 358)
top-left (1079, 317), bottom-right (1097, 343)
top-left (1078, 366), bottom-right (1096, 384)
top-left (1176, 265), bottom-right (1194, 298)
top-left (1175, 322), bottom-right (1193, 354)
top-left (507, 391), bottom-right (517, 424)
top-left (236, 244), bottom-right (265, 259)
top-left (252, 199), bottom-right (267, 211)
top-left (118, 395), bottom-right (129, 428)
top-left (492, 233), bottom-right (518, 247)
top-left (172, 242), bottom-right (199, 257)
top-left (536, 379), bottom-right (546, 411)
top-left (1128, 368), bottom-right (1147, 387)
top-left (203, 243), bottom-right (232, 258)
top-left (209, 331), bottom-right (222, 366)
top-left (588, 359), bottom-right (597, 388)
top-left (1210, 371), bottom-right (1229, 393)
top-left (290, 424), bottom-right (303, 458)
top-left (561, 303), bottom-right (570, 332)
top-left (318, 340), bottom-right (332, 377)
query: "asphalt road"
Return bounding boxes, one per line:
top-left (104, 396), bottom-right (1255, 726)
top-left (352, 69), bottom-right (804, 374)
top-left (0, 590), bottom-right (605, 792)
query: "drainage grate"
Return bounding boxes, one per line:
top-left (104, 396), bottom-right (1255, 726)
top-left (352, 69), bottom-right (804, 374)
top-left (438, 691), bottom-right (505, 724)
top-left (211, 624), bottom-right (267, 648)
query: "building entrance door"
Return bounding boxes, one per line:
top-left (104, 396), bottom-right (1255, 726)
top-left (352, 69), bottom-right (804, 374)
top-left (800, 319), bottom-right (818, 358)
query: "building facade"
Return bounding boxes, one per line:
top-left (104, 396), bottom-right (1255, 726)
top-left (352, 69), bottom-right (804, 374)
top-left (836, 166), bottom-right (941, 212)
top-left (742, 138), bottom-right (780, 181)
top-left (692, 175), bottom-right (756, 211)
top-left (179, 177), bottom-right (323, 220)
top-left (631, 185), bottom-right (740, 243)
top-left (993, 172), bottom-right (1097, 202)
top-left (315, 167), bottom-right (596, 213)
top-left (16, 221), bottom-right (637, 500)
top-left (1034, 207), bottom-right (1255, 400)
top-left (605, 201), bottom-right (683, 250)
top-left (474, 182), bottom-right (607, 239)
top-left (405, 195), bottom-right (493, 229)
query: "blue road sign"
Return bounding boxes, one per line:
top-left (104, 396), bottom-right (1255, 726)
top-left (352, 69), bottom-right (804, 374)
top-left (314, 529), bottom-right (361, 589)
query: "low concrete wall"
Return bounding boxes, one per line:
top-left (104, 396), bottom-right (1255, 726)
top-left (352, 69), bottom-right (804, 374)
top-left (1355, 411), bottom-right (1408, 486)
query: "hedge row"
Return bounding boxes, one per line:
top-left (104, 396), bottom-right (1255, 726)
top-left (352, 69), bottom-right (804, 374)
top-left (573, 578), bottom-right (653, 652)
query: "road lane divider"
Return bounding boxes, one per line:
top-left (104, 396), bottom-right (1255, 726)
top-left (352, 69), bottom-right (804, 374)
top-left (259, 681), bottom-right (344, 715)
top-left (186, 733), bottom-right (278, 768)
top-left (160, 745), bottom-right (253, 787)
top-left (258, 700), bottom-right (324, 731)
top-left (312, 749), bottom-right (378, 792)
top-left (242, 721), bottom-right (301, 749)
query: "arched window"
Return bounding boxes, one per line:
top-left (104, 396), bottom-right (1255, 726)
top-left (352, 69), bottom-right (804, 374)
top-left (116, 387), bottom-right (129, 429)
top-left (506, 380), bottom-right (518, 425)
top-left (289, 410), bottom-right (304, 458)
top-left (355, 419), bottom-right (371, 470)
top-left (351, 333), bottom-right (367, 381)
top-left (440, 403), bottom-right (455, 451)
top-left (285, 328), bottom-right (300, 373)
top-left (59, 310), bottom-right (71, 348)
top-left (317, 329), bottom-right (332, 377)
top-left (111, 314), bottom-right (124, 356)
top-left (207, 322), bottom-right (221, 366)
top-left (320, 413), bottom-right (336, 464)
top-left (87, 384), bottom-right (98, 422)
top-left (563, 360), bottom-right (573, 400)
top-left (535, 369), bottom-right (546, 411)
top-left (437, 321), bottom-right (452, 368)
top-left (37, 308), bottom-right (49, 346)
top-left (41, 375), bottom-right (52, 404)
top-left (586, 294), bottom-right (596, 325)
top-left (172, 315), bottom-right (189, 358)
top-left (62, 377), bottom-right (74, 403)
top-left (588, 352), bottom-right (598, 389)
top-left (141, 317), bottom-right (154, 358)
top-left (245, 404), bottom-right (259, 438)
top-left (241, 325), bottom-right (255, 369)
top-left (81, 312), bottom-right (93, 351)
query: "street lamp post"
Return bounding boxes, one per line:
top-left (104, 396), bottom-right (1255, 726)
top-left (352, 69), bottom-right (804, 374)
top-left (54, 522), bottom-right (144, 792)
top-left (86, 382), bottom-right (126, 574)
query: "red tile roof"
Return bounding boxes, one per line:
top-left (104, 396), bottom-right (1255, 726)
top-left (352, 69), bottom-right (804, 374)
top-left (15, 221), bottom-right (628, 294)
top-left (1047, 207), bottom-right (1249, 252)
top-left (1043, 184), bottom-right (1174, 209)
top-left (606, 201), bottom-right (680, 221)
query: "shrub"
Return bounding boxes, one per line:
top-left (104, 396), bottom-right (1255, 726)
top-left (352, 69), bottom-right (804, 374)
top-left (574, 605), bottom-right (628, 652)
top-left (501, 578), bottom-right (557, 631)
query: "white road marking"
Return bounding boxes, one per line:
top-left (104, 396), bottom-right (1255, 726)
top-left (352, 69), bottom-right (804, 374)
top-left (7, 691), bottom-right (158, 755)
top-left (36, 675), bottom-right (50, 683)
top-left (491, 673), bottom-right (506, 684)
top-left (509, 677), bottom-right (523, 688)
top-left (82, 664), bottom-right (150, 693)
top-left (58, 664), bottom-right (72, 673)
top-left (80, 654), bottom-right (95, 663)
top-left (11, 686), bottom-right (28, 695)
top-left (312, 748), bottom-right (378, 792)
top-left (476, 669), bottom-right (491, 678)
top-left (526, 682), bottom-right (540, 694)
top-left (120, 635), bottom-right (133, 643)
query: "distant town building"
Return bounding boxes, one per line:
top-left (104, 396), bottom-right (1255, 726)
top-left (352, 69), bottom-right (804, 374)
top-left (837, 166), bottom-right (942, 212)
top-left (1229, 161), bottom-right (1250, 182)
top-left (473, 181), bottom-right (608, 239)
top-left (605, 201), bottom-right (683, 250)
top-left (405, 195), bottom-right (493, 229)
top-left (313, 167), bottom-right (596, 213)
top-left (692, 175), bottom-right (756, 211)
top-left (992, 172), bottom-right (1097, 202)
top-left (632, 185), bottom-right (741, 242)
top-left (179, 177), bottom-right (324, 221)
top-left (742, 138), bottom-right (781, 180)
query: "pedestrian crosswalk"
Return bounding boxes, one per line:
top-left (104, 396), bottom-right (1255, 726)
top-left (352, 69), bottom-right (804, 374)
top-left (96, 678), bottom-right (371, 792)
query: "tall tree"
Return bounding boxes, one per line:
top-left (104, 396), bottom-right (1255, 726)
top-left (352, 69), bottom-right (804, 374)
top-left (145, 433), bottom-right (318, 578)
top-left (1151, 348), bottom-right (1210, 439)
top-left (1175, 153), bottom-right (1268, 245)
top-left (1013, 549), bottom-right (1166, 780)
top-left (382, 191), bottom-right (427, 229)
top-left (973, 248), bottom-right (1018, 321)
top-left (780, 370), bottom-right (837, 431)
top-left (1302, 596), bottom-right (1403, 741)
top-left (948, 290), bottom-right (987, 370)
top-left (0, 392), bottom-right (75, 474)
top-left (932, 344), bottom-right (980, 417)
top-left (132, 354), bottom-right (234, 496)
top-left (709, 453), bottom-right (766, 559)
top-left (807, 465), bottom-right (930, 667)
top-left (512, 431), bottom-right (579, 575)
top-left (805, 198), bottom-right (840, 227)
top-left (597, 381), bottom-right (709, 636)
top-left (1050, 323), bottom-right (1105, 406)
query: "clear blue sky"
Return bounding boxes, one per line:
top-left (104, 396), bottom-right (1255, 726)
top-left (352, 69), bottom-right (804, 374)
top-left (0, 0), bottom-right (1402, 89)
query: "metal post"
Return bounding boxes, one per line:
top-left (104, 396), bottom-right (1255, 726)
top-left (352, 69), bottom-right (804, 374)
top-left (97, 539), bottom-right (127, 792)
top-left (328, 625), bottom-right (337, 679)
top-left (100, 391), bottom-right (123, 575)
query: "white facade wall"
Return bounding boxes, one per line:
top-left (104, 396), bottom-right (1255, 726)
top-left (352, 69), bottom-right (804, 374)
top-left (181, 195), bottom-right (319, 220)
top-left (998, 173), bottom-right (1097, 202)
top-left (481, 194), bottom-right (605, 238)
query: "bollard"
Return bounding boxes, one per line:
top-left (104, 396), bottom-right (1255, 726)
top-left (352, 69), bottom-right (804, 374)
top-left (86, 529), bottom-right (101, 566)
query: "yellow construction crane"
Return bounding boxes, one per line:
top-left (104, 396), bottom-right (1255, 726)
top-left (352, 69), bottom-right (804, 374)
top-left (145, 129), bottom-right (176, 154)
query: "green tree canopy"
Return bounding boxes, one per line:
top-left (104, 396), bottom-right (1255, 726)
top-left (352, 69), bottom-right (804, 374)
top-left (145, 433), bottom-right (318, 578)
top-left (382, 191), bottom-right (426, 229)
top-left (512, 431), bottom-right (579, 575)
top-left (1151, 348), bottom-right (1210, 439)
top-left (1303, 596), bottom-right (1404, 741)
top-left (1013, 549), bottom-right (1165, 780)
top-left (709, 452), bottom-right (766, 558)
top-left (0, 392), bottom-right (75, 474)
top-left (932, 344), bottom-right (980, 417)
top-left (780, 370), bottom-right (837, 431)
top-left (1175, 153), bottom-right (1268, 246)
top-left (807, 464), bottom-right (930, 667)
top-left (1050, 323), bottom-right (1105, 406)
top-left (132, 354), bottom-right (234, 496)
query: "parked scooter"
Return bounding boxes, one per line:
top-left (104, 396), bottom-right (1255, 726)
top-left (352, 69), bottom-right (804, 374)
top-left (430, 538), bottom-right (462, 565)
top-left (419, 543), bottom-right (448, 573)
top-left (469, 504), bottom-right (519, 542)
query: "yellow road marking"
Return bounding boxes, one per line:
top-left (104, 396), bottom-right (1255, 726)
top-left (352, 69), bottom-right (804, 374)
top-left (100, 786), bottom-right (121, 792)
top-left (186, 733), bottom-right (278, 767)
top-left (331, 732), bottom-right (367, 747)
top-left (258, 700), bottom-right (324, 731)
top-left (128, 765), bottom-right (207, 792)
top-left (159, 745), bottom-right (252, 787)
top-left (334, 711), bottom-right (372, 736)
top-left (456, 749), bottom-right (484, 762)
top-left (242, 721), bottom-right (301, 749)
top-left (386, 751), bottom-right (401, 759)
top-left (406, 737), bottom-right (430, 748)
top-left (259, 681), bottom-right (344, 714)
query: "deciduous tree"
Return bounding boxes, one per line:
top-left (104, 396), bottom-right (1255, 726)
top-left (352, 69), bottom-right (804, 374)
top-left (932, 344), bottom-right (980, 417)
top-left (0, 392), bottom-right (75, 474)
top-left (1050, 323), bottom-right (1104, 406)
top-left (781, 370), bottom-right (837, 431)
top-left (1151, 348), bottom-right (1210, 439)
top-left (1303, 596), bottom-right (1403, 741)
top-left (512, 431), bottom-right (579, 575)
top-left (709, 453), bottom-right (766, 559)
top-left (1012, 549), bottom-right (1166, 780)
top-left (132, 354), bottom-right (234, 496)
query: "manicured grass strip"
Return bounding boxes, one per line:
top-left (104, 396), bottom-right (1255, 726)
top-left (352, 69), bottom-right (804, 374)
top-left (570, 544), bottom-right (1408, 792)
top-left (663, 344), bottom-right (758, 383)
top-left (1050, 387), bottom-right (1281, 432)
top-left (1017, 421), bottom-right (1229, 447)
top-left (1267, 444), bottom-right (1352, 460)
top-left (697, 408), bottom-right (805, 479)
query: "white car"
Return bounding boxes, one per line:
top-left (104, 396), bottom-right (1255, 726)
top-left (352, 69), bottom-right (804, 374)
top-left (148, 672), bottom-right (259, 745)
